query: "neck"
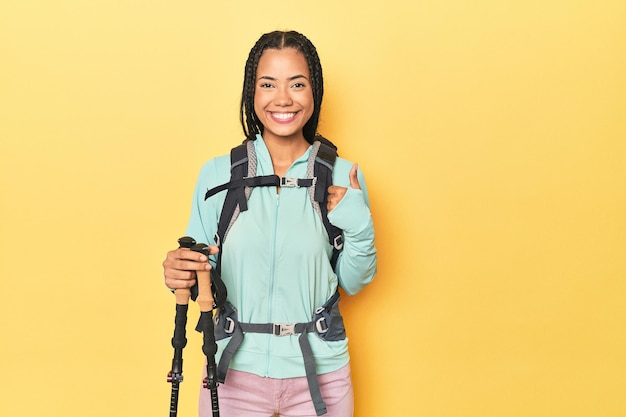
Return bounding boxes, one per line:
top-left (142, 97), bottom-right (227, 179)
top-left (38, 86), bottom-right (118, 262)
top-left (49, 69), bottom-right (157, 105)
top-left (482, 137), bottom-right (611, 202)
top-left (262, 134), bottom-right (310, 177)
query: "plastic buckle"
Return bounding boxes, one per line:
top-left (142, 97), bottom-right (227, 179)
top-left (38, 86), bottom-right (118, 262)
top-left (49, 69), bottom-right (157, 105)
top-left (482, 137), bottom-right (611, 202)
top-left (281, 177), bottom-right (299, 188)
top-left (333, 235), bottom-right (344, 250)
top-left (224, 317), bottom-right (235, 334)
top-left (273, 323), bottom-right (296, 336)
top-left (315, 317), bottom-right (328, 334)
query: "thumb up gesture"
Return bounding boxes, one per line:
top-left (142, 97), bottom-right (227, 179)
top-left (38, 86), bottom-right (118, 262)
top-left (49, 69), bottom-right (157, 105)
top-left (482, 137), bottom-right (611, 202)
top-left (327, 163), bottom-right (361, 212)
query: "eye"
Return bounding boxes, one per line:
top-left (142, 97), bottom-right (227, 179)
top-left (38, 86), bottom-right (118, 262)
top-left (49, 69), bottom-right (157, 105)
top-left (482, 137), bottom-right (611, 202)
top-left (259, 82), bottom-right (274, 88)
top-left (291, 82), bottom-right (307, 89)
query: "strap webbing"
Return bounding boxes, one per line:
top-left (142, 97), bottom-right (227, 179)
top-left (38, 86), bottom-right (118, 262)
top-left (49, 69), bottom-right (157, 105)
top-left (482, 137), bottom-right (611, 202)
top-left (216, 320), bottom-right (328, 415)
top-left (205, 137), bottom-right (344, 416)
top-left (311, 141), bottom-right (343, 269)
top-left (216, 324), bottom-right (243, 383)
top-left (299, 328), bottom-right (327, 416)
top-left (205, 175), bottom-right (281, 200)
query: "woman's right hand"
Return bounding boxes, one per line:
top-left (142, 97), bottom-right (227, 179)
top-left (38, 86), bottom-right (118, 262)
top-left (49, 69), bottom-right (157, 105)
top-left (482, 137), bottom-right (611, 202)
top-left (162, 245), bottom-right (219, 290)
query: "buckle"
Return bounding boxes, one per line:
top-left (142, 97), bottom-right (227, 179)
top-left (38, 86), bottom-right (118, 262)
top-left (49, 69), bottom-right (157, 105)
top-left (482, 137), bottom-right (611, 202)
top-left (281, 177), bottom-right (299, 188)
top-left (273, 323), bottom-right (296, 336)
top-left (333, 235), bottom-right (344, 250)
top-left (224, 317), bottom-right (235, 334)
top-left (315, 317), bottom-right (328, 334)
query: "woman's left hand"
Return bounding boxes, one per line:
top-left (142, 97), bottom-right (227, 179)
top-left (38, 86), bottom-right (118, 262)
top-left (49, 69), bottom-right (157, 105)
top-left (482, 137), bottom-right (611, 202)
top-left (327, 163), bottom-right (361, 212)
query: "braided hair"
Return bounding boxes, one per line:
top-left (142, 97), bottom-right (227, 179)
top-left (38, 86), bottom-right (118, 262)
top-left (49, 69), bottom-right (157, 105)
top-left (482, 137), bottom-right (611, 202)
top-left (240, 31), bottom-right (324, 144)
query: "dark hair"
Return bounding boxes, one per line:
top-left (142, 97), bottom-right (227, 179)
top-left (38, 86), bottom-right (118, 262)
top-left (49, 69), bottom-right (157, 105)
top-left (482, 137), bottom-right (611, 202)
top-left (240, 31), bottom-right (324, 144)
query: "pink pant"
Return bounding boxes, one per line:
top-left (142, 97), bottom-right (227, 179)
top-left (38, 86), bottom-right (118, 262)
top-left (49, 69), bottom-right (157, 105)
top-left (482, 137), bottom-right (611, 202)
top-left (199, 364), bottom-right (354, 417)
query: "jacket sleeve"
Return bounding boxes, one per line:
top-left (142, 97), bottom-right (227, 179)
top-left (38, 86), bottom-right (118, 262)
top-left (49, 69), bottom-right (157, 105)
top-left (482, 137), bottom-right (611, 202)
top-left (327, 167), bottom-right (377, 295)
top-left (185, 157), bottom-right (229, 256)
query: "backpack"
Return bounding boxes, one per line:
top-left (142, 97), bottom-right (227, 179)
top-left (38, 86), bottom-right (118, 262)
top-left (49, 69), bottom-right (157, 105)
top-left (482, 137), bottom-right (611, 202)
top-left (201, 135), bottom-right (346, 416)
top-left (204, 135), bottom-right (344, 274)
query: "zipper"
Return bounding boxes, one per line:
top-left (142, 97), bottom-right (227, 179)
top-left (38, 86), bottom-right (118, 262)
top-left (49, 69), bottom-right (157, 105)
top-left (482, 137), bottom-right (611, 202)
top-left (265, 190), bottom-right (281, 375)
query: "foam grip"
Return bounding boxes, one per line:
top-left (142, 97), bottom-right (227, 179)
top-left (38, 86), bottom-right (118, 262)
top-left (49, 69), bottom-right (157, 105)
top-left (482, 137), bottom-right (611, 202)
top-left (191, 243), bottom-right (214, 313)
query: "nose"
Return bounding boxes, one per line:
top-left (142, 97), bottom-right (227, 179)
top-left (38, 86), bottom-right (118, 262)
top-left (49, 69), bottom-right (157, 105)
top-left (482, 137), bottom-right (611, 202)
top-left (274, 86), bottom-right (293, 106)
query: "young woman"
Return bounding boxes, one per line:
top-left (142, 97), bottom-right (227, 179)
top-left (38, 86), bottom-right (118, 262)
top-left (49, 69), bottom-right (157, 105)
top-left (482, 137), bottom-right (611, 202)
top-left (163, 30), bottom-right (377, 417)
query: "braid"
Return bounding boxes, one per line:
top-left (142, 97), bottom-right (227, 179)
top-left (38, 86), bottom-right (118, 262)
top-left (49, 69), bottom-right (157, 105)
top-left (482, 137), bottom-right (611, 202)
top-left (240, 39), bottom-right (265, 140)
top-left (297, 37), bottom-right (324, 142)
top-left (239, 30), bottom-right (324, 144)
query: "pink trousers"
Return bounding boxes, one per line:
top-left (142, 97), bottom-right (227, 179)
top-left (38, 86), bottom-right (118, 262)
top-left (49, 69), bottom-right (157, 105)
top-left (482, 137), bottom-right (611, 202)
top-left (199, 364), bottom-right (354, 417)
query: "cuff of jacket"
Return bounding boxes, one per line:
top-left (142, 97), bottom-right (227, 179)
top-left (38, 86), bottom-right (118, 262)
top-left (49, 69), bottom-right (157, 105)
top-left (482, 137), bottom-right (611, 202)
top-left (327, 188), bottom-right (372, 233)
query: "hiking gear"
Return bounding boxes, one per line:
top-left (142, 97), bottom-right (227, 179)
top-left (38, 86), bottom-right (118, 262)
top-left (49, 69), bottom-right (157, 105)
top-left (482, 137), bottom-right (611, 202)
top-left (204, 135), bottom-right (344, 275)
top-left (201, 136), bottom-right (346, 416)
top-left (167, 236), bottom-right (196, 417)
top-left (212, 292), bottom-right (346, 416)
top-left (192, 243), bottom-right (221, 417)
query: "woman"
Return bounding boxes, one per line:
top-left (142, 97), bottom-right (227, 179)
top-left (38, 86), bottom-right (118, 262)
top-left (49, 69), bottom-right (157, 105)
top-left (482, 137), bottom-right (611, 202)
top-left (163, 30), bottom-right (377, 417)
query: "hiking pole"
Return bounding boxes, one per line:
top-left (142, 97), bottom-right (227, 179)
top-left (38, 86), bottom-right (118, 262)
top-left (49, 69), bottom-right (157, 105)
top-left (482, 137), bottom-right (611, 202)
top-left (167, 236), bottom-right (196, 417)
top-left (191, 243), bottom-right (221, 417)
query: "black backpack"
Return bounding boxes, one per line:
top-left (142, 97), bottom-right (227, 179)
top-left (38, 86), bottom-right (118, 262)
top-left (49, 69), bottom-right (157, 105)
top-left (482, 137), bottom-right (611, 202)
top-left (201, 135), bottom-right (347, 416)
top-left (204, 135), bottom-right (344, 274)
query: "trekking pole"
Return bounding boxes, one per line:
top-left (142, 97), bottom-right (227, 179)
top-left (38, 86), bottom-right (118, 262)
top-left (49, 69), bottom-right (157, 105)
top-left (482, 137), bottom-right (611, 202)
top-left (167, 236), bottom-right (196, 417)
top-left (191, 243), bottom-right (220, 417)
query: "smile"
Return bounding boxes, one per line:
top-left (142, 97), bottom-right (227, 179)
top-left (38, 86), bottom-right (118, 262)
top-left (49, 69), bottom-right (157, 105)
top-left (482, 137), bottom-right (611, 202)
top-left (270, 112), bottom-right (298, 121)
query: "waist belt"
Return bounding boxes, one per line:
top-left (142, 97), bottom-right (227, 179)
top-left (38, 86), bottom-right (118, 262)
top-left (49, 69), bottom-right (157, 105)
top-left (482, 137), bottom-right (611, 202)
top-left (213, 291), bottom-right (343, 416)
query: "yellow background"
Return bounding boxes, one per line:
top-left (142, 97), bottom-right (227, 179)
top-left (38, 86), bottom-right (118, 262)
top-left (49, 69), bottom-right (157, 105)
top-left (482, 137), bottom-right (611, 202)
top-left (1, 1), bottom-right (625, 416)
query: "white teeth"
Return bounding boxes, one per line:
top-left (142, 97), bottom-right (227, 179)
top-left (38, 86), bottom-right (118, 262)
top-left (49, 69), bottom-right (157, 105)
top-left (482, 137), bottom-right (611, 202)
top-left (272, 112), bottom-right (295, 120)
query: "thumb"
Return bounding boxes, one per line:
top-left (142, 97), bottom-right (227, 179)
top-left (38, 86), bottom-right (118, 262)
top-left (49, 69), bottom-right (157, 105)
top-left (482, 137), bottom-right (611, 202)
top-left (208, 244), bottom-right (220, 256)
top-left (349, 163), bottom-right (361, 189)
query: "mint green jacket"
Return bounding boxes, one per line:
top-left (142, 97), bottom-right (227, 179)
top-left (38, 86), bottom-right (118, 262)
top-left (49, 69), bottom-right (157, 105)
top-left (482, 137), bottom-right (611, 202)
top-left (185, 135), bottom-right (377, 378)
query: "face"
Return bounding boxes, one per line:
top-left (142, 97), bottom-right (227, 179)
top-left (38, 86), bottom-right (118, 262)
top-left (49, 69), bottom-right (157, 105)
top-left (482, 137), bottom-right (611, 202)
top-left (253, 48), bottom-right (314, 143)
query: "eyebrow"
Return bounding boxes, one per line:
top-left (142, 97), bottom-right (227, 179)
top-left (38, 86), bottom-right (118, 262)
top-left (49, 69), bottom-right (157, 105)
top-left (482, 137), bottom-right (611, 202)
top-left (257, 74), bottom-right (309, 81)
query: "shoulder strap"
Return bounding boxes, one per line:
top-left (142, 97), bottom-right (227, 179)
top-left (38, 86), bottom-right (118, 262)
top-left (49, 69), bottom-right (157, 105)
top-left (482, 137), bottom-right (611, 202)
top-left (205, 141), bottom-right (279, 246)
top-left (309, 136), bottom-right (344, 268)
top-left (205, 137), bottom-right (344, 272)
top-left (208, 141), bottom-right (254, 274)
top-left (215, 142), bottom-right (248, 249)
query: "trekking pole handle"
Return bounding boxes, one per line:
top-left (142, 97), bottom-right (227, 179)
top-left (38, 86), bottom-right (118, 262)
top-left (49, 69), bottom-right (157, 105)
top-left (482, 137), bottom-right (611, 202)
top-left (190, 243), bottom-right (214, 313)
top-left (175, 236), bottom-right (196, 305)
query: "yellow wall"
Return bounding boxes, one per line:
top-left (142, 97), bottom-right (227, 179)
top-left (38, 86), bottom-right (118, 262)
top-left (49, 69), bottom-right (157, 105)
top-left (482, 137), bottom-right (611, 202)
top-left (1, 1), bottom-right (625, 416)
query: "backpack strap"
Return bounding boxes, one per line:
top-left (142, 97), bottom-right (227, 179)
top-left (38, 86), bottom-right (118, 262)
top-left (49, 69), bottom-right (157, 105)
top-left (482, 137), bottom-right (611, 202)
top-left (204, 137), bottom-right (344, 272)
top-left (212, 291), bottom-right (344, 416)
top-left (213, 141), bottom-right (252, 249)
top-left (201, 137), bottom-right (347, 416)
top-left (205, 140), bottom-right (266, 274)
top-left (308, 137), bottom-right (344, 268)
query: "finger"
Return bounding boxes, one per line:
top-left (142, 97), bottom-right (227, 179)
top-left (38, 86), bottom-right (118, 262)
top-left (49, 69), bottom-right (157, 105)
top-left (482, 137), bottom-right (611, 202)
top-left (170, 248), bottom-right (206, 262)
top-left (175, 259), bottom-right (212, 272)
top-left (166, 268), bottom-right (197, 281)
top-left (163, 252), bottom-right (213, 274)
top-left (164, 266), bottom-right (198, 289)
top-left (327, 186), bottom-right (346, 202)
top-left (165, 275), bottom-right (197, 290)
top-left (327, 190), bottom-right (340, 212)
top-left (349, 163), bottom-right (361, 190)
top-left (327, 185), bottom-right (340, 195)
top-left (175, 245), bottom-right (219, 261)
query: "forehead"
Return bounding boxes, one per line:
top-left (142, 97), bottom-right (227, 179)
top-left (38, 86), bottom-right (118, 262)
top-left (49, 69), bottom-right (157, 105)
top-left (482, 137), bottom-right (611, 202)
top-left (256, 48), bottom-right (310, 77)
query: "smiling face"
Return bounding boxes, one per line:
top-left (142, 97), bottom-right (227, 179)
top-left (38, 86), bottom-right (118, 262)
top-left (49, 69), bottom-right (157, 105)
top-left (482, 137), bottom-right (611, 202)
top-left (253, 48), bottom-right (314, 144)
